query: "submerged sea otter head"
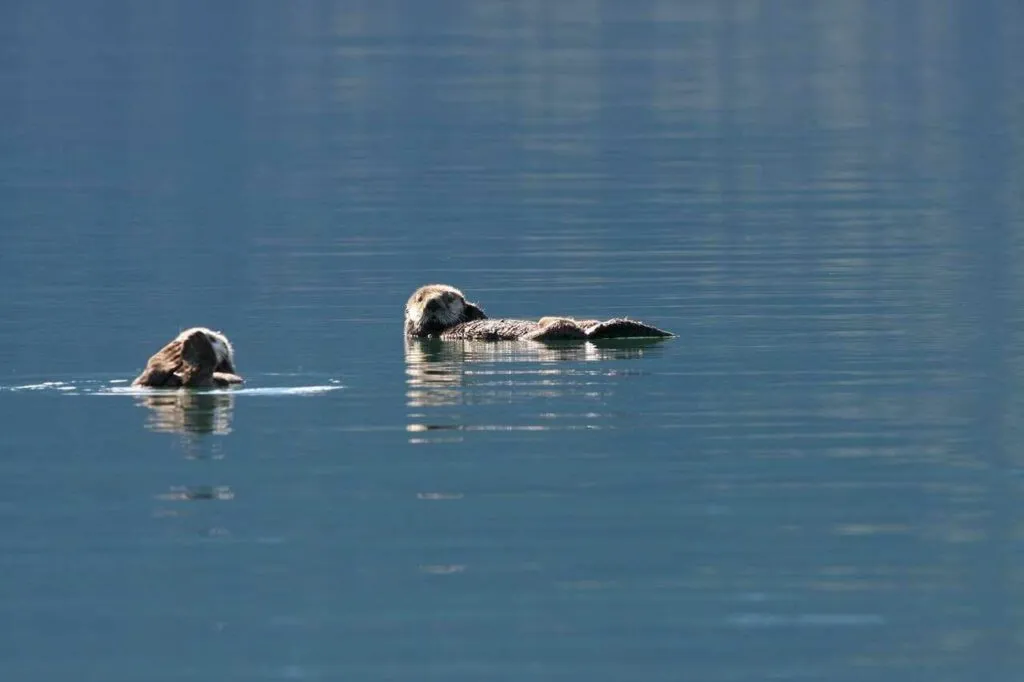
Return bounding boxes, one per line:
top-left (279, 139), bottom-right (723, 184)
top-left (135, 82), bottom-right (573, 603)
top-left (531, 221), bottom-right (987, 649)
top-left (404, 284), bottom-right (487, 337)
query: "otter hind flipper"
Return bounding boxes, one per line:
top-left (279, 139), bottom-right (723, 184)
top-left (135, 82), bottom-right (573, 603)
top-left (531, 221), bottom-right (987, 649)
top-left (584, 318), bottom-right (674, 340)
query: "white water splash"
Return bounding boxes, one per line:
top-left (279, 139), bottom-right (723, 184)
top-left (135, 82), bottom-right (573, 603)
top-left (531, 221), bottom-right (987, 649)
top-left (3, 378), bottom-right (343, 396)
top-left (3, 381), bottom-right (77, 392)
top-left (226, 385), bottom-right (343, 396)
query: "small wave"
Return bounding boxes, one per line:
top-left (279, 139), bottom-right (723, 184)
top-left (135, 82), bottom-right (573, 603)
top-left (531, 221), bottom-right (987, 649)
top-left (3, 378), bottom-right (343, 396)
top-left (3, 381), bottom-right (77, 392)
top-left (221, 385), bottom-right (343, 396)
top-left (99, 384), bottom-right (343, 397)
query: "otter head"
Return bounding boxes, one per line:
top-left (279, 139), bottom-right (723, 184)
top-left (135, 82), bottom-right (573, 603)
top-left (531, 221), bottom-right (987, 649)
top-left (404, 284), bottom-right (487, 337)
top-left (179, 327), bottom-right (237, 374)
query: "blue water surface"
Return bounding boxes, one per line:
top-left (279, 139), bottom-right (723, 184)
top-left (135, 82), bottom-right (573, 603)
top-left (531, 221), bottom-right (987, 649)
top-left (1, 2), bottom-right (1023, 680)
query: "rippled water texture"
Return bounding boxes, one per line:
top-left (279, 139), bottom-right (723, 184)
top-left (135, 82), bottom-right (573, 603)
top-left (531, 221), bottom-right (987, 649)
top-left (2, 2), bottom-right (1023, 680)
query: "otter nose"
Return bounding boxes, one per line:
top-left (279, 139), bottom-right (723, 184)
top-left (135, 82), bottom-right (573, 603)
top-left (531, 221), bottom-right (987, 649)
top-left (425, 299), bottom-right (440, 313)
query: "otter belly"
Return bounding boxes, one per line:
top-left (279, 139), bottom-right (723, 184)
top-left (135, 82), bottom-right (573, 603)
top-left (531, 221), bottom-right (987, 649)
top-left (439, 319), bottom-right (540, 340)
top-left (439, 318), bottom-right (672, 341)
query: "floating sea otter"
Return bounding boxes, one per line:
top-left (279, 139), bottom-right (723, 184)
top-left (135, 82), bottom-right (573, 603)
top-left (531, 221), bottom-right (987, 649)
top-left (404, 284), bottom-right (673, 341)
top-left (132, 327), bottom-right (244, 388)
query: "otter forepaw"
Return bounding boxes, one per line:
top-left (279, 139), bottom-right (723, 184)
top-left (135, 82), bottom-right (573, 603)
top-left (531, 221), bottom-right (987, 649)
top-left (179, 332), bottom-right (219, 387)
top-left (523, 318), bottom-right (588, 341)
top-left (212, 372), bottom-right (244, 387)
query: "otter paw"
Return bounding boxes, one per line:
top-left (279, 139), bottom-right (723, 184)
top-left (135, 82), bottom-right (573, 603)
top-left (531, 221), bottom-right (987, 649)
top-left (179, 332), bottom-right (219, 387)
top-left (524, 318), bottom-right (588, 341)
top-left (212, 372), bottom-right (244, 387)
top-left (180, 331), bottom-right (219, 368)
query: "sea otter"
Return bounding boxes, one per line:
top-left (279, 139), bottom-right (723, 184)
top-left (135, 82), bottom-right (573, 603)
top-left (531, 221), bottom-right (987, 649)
top-left (404, 284), bottom-right (673, 341)
top-left (132, 327), bottom-right (244, 388)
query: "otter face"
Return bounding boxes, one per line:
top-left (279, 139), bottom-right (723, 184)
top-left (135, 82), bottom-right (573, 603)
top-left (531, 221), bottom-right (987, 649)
top-left (405, 284), bottom-right (486, 337)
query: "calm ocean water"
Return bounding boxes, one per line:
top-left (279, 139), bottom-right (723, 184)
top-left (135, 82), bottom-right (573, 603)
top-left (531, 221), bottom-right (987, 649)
top-left (2, 2), bottom-right (1023, 680)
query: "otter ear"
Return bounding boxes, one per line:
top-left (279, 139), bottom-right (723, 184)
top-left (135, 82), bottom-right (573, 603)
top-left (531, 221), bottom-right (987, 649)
top-left (463, 301), bottom-right (487, 321)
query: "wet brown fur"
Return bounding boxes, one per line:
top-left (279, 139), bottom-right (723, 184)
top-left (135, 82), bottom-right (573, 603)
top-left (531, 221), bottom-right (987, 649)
top-left (132, 329), bottom-right (243, 388)
top-left (404, 284), bottom-right (672, 341)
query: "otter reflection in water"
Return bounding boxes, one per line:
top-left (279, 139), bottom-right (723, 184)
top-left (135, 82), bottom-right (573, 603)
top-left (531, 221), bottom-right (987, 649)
top-left (404, 336), bottom-right (667, 442)
top-left (136, 390), bottom-right (236, 435)
top-left (405, 336), bottom-right (668, 408)
top-left (404, 284), bottom-right (673, 341)
top-left (132, 327), bottom-right (244, 388)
